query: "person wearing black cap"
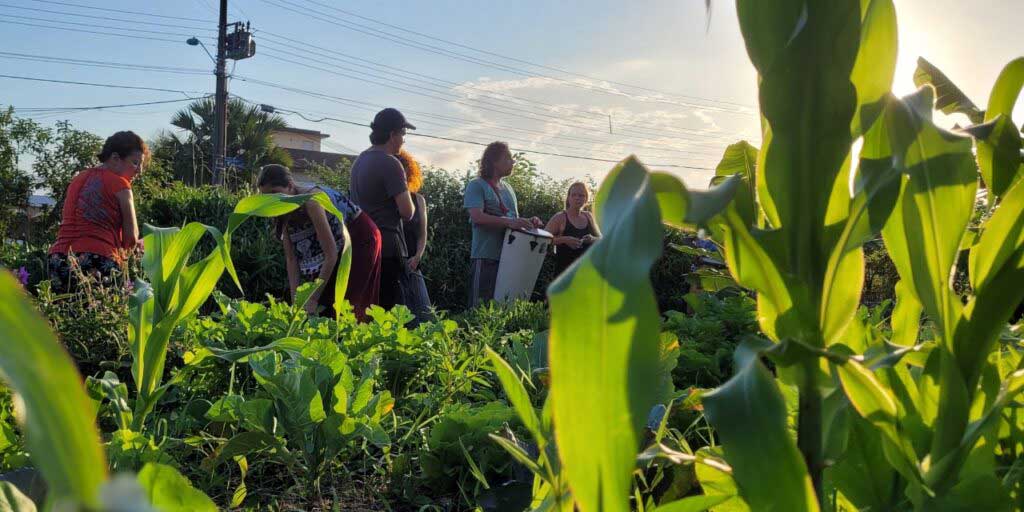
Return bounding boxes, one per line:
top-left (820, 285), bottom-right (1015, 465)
top-left (349, 108), bottom-right (417, 310)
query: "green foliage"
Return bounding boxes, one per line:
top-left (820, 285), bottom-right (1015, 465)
top-left (664, 292), bottom-right (760, 389)
top-left (163, 97), bottom-right (292, 187)
top-left (0, 108), bottom-right (40, 240)
top-left (33, 271), bottom-right (134, 380)
top-left (420, 402), bottom-right (517, 493)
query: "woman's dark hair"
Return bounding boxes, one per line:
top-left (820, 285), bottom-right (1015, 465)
top-left (369, 129), bottom-right (392, 145)
top-left (97, 131), bottom-right (148, 162)
top-left (257, 164), bottom-right (299, 238)
top-left (479, 141), bottom-right (510, 179)
top-left (257, 164), bottom-right (294, 189)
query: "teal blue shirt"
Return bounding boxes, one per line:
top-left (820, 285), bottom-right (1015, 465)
top-left (463, 177), bottom-right (519, 260)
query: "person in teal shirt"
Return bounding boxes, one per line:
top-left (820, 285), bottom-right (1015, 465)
top-left (463, 141), bottom-right (542, 307)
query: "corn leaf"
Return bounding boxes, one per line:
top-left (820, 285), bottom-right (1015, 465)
top-left (913, 57), bottom-right (984, 124)
top-left (0, 272), bottom-right (108, 507)
top-left (547, 156), bottom-right (663, 511)
top-left (703, 339), bottom-right (819, 511)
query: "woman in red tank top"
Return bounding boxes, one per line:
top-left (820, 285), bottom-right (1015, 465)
top-left (48, 131), bottom-right (148, 293)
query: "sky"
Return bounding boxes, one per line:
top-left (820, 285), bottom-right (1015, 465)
top-left (2, 0), bottom-right (1021, 189)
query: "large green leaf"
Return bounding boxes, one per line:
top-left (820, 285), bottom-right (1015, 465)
top-left (824, 415), bottom-right (896, 511)
top-left (0, 482), bottom-right (36, 512)
top-left (984, 57), bottom-right (1024, 121)
top-left (0, 271), bottom-right (107, 507)
top-left (485, 348), bottom-right (542, 447)
top-left (710, 141), bottom-right (760, 226)
top-left (547, 156), bottom-right (663, 511)
top-left (654, 494), bottom-right (731, 512)
top-left (650, 171), bottom-right (740, 230)
top-left (882, 86), bottom-right (975, 343)
top-left (136, 463), bottom-right (217, 512)
top-left (974, 58), bottom-right (1024, 198)
top-left (835, 359), bottom-right (920, 482)
top-left (703, 340), bottom-right (819, 511)
top-left (974, 115), bottom-right (1024, 199)
top-left (913, 57), bottom-right (984, 124)
top-left (739, 0), bottom-right (861, 322)
top-left (849, 0), bottom-right (898, 137)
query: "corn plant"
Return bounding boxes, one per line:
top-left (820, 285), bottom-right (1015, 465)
top-left (483, 1), bottom-right (1024, 510)
top-left (123, 192), bottom-right (351, 432)
top-left (0, 271), bottom-right (216, 511)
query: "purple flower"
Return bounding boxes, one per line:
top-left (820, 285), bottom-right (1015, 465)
top-left (16, 266), bottom-right (29, 286)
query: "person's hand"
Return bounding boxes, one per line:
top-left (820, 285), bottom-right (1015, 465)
top-left (508, 217), bottom-right (534, 230)
top-left (530, 216), bottom-right (544, 228)
top-left (408, 254), bottom-right (421, 272)
top-left (304, 297), bottom-right (319, 316)
top-left (564, 237), bottom-right (583, 249)
top-left (581, 234), bottom-right (596, 245)
top-left (134, 239), bottom-right (145, 254)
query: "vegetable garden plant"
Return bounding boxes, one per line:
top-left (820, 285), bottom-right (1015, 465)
top-left (1, 0), bottom-right (1024, 510)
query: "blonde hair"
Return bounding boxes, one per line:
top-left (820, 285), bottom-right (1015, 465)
top-left (565, 181), bottom-right (590, 210)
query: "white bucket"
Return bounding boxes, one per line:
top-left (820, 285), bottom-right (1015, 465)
top-left (493, 227), bottom-right (553, 303)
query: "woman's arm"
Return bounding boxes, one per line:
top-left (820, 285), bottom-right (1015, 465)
top-left (306, 201), bottom-right (339, 308)
top-left (281, 228), bottom-right (301, 301)
top-left (414, 194), bottom-right (428, 259)
top-left (115, 188), bottom-right (140, 251)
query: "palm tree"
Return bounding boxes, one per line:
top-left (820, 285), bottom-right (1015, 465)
top-left (168, 97), bottom-right (293, 186)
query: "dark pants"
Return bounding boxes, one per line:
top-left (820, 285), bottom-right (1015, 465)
top-left (402, 269), bottom-right (433, 327)
top-left (468, 258), bottom-right (500, 308)
top-left (47, 252), bottom-right (119, 294)
top-left (380, 257), bottom-right (407, 311)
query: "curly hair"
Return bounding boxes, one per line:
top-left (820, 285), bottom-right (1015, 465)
top-left (395, 149), bottom-right (423, 193)
top-left (478, 141), bottom-right (510, 180)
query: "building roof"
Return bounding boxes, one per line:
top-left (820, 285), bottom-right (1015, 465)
top-left (284, 148), bottom-right (355, 173)
top-left (275, 126), bottom-right (330, 139)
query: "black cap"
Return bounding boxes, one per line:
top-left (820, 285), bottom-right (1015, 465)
top-left (370, 108), bottom-right (415, 132)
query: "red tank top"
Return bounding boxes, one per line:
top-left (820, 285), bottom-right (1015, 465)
top-left (50, 167), bottom-right (132, 262)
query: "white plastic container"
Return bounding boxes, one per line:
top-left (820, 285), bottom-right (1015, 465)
top-left (493, 227), bottom-right (553, 303)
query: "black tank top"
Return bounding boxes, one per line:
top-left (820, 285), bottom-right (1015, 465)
top-left (554, 211), bottom-right (596, 275)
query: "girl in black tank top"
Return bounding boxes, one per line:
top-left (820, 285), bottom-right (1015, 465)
top-left (546, 182), bottom-right (601, 276)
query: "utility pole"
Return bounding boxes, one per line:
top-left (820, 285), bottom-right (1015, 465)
top-left (212, 0), bottom-right (229, 186)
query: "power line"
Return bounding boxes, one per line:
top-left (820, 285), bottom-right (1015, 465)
top-left (248, 99), bottom-right (716, 169)
top-left (0, 13), bottom-right (205, 39)
top-left (0, 51), bottom-right (209, 75)
top-left (0, 19), bottom-right (194, 44)
top-left (231, 75), bottom-right (726, 160)
top-left (255, 51), bottom-right (735, 154)
top-left (0, 74), bottom-right (207, 95)
top-left (295, 0), bottom-right (756, 111)
top-left (260, 0), bottom-right (754, 116)
top-left (13, 96), bottom-right (208, 113)
top-left (0, 3), bottom-right (216, 32)
top-left (25, 0), bottom-right (216, 23)
top-left (255, 30), bottom-right (748, 143)
top-left (275, 103), bottom-right (715, 162)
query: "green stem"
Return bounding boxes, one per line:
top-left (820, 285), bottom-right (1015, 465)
top-left (796, 360), bottom-right (825, 506)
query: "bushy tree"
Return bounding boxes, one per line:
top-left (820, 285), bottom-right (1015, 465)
top-left (164, 97), bottom-right (293, 187)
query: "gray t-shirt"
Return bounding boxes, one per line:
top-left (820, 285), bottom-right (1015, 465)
top-left (463, 177), bottom-right (518, 260)
top-left (349, 149), bottom-right (409, 258)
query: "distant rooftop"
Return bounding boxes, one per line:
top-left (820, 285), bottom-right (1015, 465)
top-left (275, 127), bottom-right (330, 139)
